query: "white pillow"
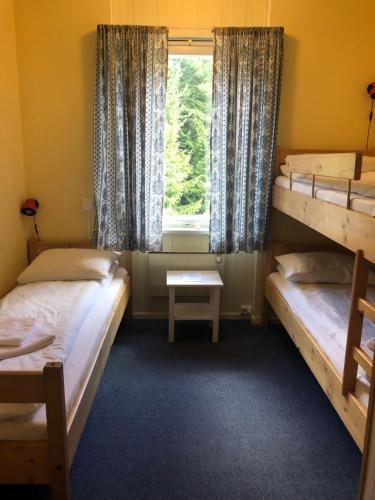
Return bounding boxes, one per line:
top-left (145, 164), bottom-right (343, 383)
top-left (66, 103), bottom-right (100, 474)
top-left (275, 252), bottom-right (375, 285)
top-left (17, 248), bottom-right (120, 284)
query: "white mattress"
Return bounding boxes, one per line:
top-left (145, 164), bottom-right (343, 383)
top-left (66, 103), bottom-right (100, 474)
top-left (269, 272), bottom-right (375, 406)
top-left (0, 267), bottom-right (128, 440)
top-left (275, 175), bottom-right (375, 217)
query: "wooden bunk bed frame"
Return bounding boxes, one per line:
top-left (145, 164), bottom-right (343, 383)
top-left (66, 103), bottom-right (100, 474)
top-left (0, 239), bottom-right (132, 500)
top-left (272, 148), bottom-right (375, 262)
top-left (265, 149), bottom-right (375, 452)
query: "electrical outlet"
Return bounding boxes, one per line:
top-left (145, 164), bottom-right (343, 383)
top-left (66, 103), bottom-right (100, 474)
top-left (82, 197), bottom-right (93, 212)
top-left (240, 305), bottom-right (253, 315)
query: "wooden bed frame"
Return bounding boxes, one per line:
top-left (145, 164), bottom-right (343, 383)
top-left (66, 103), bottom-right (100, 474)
top-left (265, 149), bottom-right (375, 452)
top-left (272, 148), bottom-right (375, 262)
top-left (265, 243), bottom-right (368, 450)
top-left (0, 239), bottom-right (132, 500)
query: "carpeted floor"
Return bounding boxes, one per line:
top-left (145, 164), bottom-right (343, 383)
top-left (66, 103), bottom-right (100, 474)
top-left (1, 319), bottom-right (361, 499)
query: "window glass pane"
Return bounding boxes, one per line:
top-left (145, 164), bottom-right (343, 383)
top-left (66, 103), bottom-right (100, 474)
top-left (163, 55), bottom-right (212, 219)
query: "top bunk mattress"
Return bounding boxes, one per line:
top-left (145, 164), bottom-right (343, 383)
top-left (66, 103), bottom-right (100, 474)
top-left (274, 175), bottom-right (375, 217)
top-left (269, 272), bottom-right (375, 406)
top-left (0, 266), bottom-right (128, 440)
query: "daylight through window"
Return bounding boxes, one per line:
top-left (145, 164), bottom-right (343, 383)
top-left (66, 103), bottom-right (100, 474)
top-left (163, 54), bottom-right (213, 231)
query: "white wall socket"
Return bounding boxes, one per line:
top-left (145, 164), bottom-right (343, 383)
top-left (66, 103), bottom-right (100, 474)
top-left (82, 197), bottom-right (93, 212)
top-left (240, 305), bottom-right (253, 315)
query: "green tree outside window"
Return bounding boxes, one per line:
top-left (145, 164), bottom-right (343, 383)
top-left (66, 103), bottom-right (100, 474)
top-left (164, 56), bottom-right (212, 216)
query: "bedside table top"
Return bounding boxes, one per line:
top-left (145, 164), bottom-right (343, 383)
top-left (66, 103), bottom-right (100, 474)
top-left (166, 270), bottom-right (223, 287)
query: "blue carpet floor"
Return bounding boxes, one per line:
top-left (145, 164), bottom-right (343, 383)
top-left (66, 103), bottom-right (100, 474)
top-left (1, 319), bottom-right (361, 499)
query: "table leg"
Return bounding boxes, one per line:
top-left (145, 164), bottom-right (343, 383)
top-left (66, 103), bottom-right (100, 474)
top-left (168, 286), bottom-right (175, 343)
top-left (211, 287), bottom-right (220, 343)
top-left (209, 289), bottom-right (214, 327)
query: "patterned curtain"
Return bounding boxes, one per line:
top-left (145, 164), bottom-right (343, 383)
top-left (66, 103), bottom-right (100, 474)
top-left (93, 25), bottom-right (168, 251)
top-left (210, 27), bottom-right (284, 254)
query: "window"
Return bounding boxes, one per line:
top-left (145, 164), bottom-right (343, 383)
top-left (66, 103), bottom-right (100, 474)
top-left (163, 52), bottom-right (213, 233)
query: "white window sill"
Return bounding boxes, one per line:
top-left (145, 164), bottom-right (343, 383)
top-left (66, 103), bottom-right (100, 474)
top-left (163, 215), bottom-right (209, 236)
top-left (163, 227), bottom-right (209, 235)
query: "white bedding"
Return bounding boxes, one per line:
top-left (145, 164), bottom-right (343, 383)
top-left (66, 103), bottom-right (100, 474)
top-left (0, 265), bottom-right (127, 429)
top-left (275, 175), bottom-right (375, 217)
top-left (269, 272), bottom-right (375, 406)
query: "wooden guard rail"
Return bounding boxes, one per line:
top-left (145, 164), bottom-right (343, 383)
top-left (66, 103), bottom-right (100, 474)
top-left (285, 151), bottom-right (361, 210)
top-left (342, 250), bottom-right (374, 396)
top-left (0, 362), bottom-right (70, 499)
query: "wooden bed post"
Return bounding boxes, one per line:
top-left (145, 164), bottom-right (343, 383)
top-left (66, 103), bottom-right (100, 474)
top-left (260, 147), bottom-right (281, 327)
top-left (260, 210), bottom-right (275, 327)
top-left (359, 359), bottom-right (375, 499)
top-left (342, 250), bottom-right (370, 397)
top-left (261, 247), bottom-right (273, 327)
top-left (44, 362), bottom-right (70, 500)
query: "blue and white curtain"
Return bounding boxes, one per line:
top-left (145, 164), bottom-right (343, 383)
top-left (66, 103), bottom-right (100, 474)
top-left (210, 27), bottom-right (284, 254)
top-left (93, 25), bottom-right (168, 251)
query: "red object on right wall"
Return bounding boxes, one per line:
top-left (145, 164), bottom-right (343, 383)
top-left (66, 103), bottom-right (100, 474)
top-left (367, 81), bottom-right (375, 99)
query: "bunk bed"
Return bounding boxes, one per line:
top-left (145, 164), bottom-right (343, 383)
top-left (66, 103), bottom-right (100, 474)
top-left (271, 148), bottom-right (375, 262)
top-left (0, 239), bottom-right (131, 500)
top-left (265, 149), bottom-right (375, 451)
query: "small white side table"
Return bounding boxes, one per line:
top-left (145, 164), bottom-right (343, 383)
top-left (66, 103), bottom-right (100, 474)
top-left (166, 270), bottom-right (224, 343)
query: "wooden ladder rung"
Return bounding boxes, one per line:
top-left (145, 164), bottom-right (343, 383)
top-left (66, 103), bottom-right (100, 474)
top-left (358, 297), bottom-right (375, 323)
top-left (352, 346), bottom-right (373, 377)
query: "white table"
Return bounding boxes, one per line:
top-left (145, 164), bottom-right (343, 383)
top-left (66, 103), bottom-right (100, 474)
top-left (166, 270), bottom-right (224, 343)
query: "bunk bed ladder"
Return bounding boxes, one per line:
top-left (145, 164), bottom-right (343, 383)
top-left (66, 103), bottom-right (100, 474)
top-left (342, 250), bottom-right (374, 397)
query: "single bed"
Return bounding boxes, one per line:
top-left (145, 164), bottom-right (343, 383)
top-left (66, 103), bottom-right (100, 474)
top-left (0, 239), bottom-right (131, 499)
top-left (265, 242), bottom-right (374, 451)
top-left (268, 272), bottom-right (375, 407)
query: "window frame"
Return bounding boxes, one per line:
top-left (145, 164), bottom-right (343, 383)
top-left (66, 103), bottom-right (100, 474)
top-left (163, 40), bottom-right (213, 235)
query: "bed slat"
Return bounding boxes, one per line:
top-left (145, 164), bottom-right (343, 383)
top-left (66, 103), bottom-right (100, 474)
top-left (284, 152), bottom-right (361, 179)
top-left (0, 371), bottom-right (45, 403)
top-left (353, 347), bottom-right (373, 378)
top-left (44, 362), bottom-right (70, 500)
top-left (0, 441), bottom-right (49, 484)
top-left (358, 298), bottom-right (375, 324)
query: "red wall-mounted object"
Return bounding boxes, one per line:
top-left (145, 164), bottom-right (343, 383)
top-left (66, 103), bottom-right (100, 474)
top-left (367, 81), bottom-right (375, 99)
top-left (20, 199), bottom-right (39, 216)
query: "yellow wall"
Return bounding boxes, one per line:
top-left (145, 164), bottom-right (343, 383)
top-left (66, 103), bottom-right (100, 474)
top-left (0, 0), bottom-right (28, 296)
top-left (270, 0), bottom-right (375, 149)
top-left (14, 0), bottom-right (375, 241)
top-left (15, 0), bottom-right (111, 241)
top-left (112, 0), bottom-right (268, 27)
top-left (8, 0), bottom-right (375, 313)
top-left (14, 0), bottom-right (267, 241)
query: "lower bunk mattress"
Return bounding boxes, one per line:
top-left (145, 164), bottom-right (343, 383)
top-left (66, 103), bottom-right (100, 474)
top-left (0, 267), bottom-right (128, 440)
top-left (269, 272), bottom-right (375, 407)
